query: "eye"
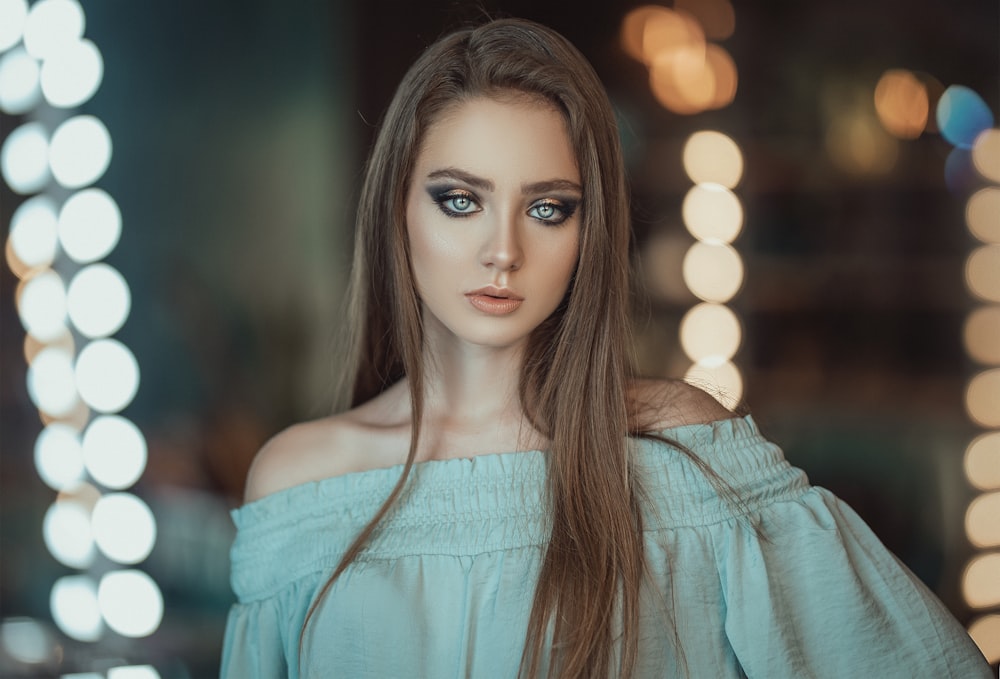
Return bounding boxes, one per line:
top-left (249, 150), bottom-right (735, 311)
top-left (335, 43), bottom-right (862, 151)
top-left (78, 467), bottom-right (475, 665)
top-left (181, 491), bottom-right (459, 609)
top-left (434, 190), bottom-right (481, 217)
top-left (528, 199), bottom-right (576, 225)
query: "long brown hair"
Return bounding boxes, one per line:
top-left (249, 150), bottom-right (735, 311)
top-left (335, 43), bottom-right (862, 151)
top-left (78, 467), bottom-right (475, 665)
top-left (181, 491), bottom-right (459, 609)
top-left (307, 18), bottom-right (649, 678)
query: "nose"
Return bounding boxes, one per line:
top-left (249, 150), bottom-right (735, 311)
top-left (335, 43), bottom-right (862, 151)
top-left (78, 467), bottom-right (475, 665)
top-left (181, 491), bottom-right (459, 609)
top-left (480, 210), bottom-right (524, 271)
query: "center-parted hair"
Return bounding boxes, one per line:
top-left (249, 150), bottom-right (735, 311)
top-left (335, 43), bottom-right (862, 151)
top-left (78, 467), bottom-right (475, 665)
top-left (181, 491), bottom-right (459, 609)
top-left (309, 19), bottom-right (645, 679)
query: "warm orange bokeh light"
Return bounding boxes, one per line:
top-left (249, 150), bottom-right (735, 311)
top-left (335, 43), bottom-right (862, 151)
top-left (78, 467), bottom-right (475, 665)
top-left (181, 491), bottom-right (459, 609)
top-left (682, 183), bottom-right (744, 243)
top-left (968, 614), bottom-right (1000, 664)
top-left (962, 552), bottom-right (1000, 608)
top-left (679, 302), bottom-right (742, 362)
top-left (683, 242), bottom-right (744, 303)
top-left (874, 69), bottom-right (929, 139)
top-left (964, 306), bottom-right (1000, 365)
top-left (621, 6), bottom-right (669, 62)
top-left (705, 44), bottom-right (737, 109)
top-left (972, 129), bottom-right (1000, 183)
top-left (966, 493), bottom-right (1000, 548)
top-left (966, 245), bottom-right (1000, 302)
top-left (675, 0), bottom-right (736, 40)
top-left (965, 432), bottom-right (1000, 491)
top-left (965, 369), bottom-right (1000, 428)
top-left (966, 187), bottom-right (1000, 244)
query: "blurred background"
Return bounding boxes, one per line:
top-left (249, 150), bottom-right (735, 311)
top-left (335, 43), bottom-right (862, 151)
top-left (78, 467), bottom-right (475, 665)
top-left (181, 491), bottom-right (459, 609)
top-left (1, 0), bottom-right (998, 676)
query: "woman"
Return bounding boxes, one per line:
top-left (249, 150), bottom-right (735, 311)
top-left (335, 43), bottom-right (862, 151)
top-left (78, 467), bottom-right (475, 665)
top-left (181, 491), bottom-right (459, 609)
top-left (221, 18), bottom-right (991, 679)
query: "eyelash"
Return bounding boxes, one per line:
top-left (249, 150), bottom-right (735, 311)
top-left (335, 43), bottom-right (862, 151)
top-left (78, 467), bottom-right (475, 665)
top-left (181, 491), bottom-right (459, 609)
top-left (431, 190), bottom-right (578, 226)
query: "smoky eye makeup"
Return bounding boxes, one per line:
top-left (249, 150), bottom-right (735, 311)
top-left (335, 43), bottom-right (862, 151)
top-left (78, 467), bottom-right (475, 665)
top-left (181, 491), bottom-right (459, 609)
top-left (528, 197), bottom-right (580, 225)
top-left (426, 185), bottom-right (482, 217)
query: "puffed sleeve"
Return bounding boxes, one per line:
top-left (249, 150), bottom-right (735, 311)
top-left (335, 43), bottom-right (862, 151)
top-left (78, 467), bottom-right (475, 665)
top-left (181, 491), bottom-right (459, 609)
top-left (721, 486), bottom-right (992, 677)
top-left (220, 598), bottom-right (289, 679)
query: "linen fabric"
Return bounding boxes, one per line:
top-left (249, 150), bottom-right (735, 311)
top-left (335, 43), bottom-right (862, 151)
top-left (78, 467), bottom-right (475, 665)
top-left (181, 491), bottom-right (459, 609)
top-left (221, 416), bottom-right (991, 678)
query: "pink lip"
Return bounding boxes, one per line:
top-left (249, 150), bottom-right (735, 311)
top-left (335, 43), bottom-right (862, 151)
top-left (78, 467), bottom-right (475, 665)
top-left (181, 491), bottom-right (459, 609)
top-left (466, 286), bottom-right (524, 315)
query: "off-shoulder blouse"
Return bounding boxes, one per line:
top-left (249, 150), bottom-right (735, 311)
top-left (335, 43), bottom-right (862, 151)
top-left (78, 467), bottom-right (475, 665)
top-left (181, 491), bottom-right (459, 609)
top-left (221, 416), bottom-right (991, 678)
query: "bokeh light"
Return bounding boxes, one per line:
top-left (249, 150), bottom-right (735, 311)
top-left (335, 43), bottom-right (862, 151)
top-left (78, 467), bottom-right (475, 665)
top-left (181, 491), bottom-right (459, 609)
top-left (874, 69), bottom-right (929, 139)
top-left (972, 128), bottom-right (1000, 182)
top-left (97, 570), bottom-right (163, 637)
top-left (48, 115), bottom-right (112, 188)
top-left (40, 37), bottom-right (102, 108)
top-left (50, 575), bottom-right (102, 641)
top-left (965, 245), bottom-right (1000, 302)
top-left (620, 6), bottom-right (666, 63)
top-left (826, 113), bottom-right (898, 176)
top-left (34, 422), bottom-right (84, 491)
top-left (682, 130), bottom-right (743, 188)
top-left (0, 617), bottom-right (55, 665)
top-left (675, 0), bottom-right (735, 40)
top-left (0, 0), bottom-right (30, 52)
top-left (704, 43), bottom-right (737, 109)
top-left (963, 552), bottom-right (1000, 608)
top-left (108, 667), bottom-right (162, 679)
top-left (682, 241), bottom-right (743, 302)
top-left (18, 269), bottom-right (67, 341)
top-left (1, 121), bottom-right (50, 194)
top-left (0, 46), bottom-right (42, 114)
top-left (24, 327), bottom-right (73, 366)
top-left (58, 188), bottom-right (122, 263)
top-left (966, 433), bottom-right (1000, 491)
top-left (75, 339), bottom-right (140, 413)
top-left (640, 7), bottom-right (704, 66)
top-left (26, 346), bottom-right (78, 417)
top-left (92, 493), bottom-right (156, 564)
top-left (684, 359), bottom-right (743, 409)
top-left (966, 188), bottom-right (1000, 244)
top-left (679, 302), bottom-right (741, 362)
top-left (67, 263), bottom-right (131, 338)
top-left (650, 45), bottom-right (712, 114)
top-left (965, 369), bottom-right (1000, 428)
top-left (9, 195), bottom-right (59, 272)
top-left (966, 492), bottom-right (1000, 548)
top-left (968, 614), bottom-right (1000, 664)
top-left (964, 306), bottom-right (1000, 365)
top-left (43, 496), bottom-right (95, 568)
top-left (682, 183), bottom-right (743, 243)
top-left (82, 415), bottom-right (147, 490)
top-left (22, 0), bottom-right (84, 61)
top-left (937, 85), bottom-right (995, 149)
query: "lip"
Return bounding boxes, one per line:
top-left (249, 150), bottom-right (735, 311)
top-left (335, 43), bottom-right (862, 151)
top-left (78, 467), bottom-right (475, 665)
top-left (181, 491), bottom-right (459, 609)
top-left (465, 286), bottom-right (524, 315)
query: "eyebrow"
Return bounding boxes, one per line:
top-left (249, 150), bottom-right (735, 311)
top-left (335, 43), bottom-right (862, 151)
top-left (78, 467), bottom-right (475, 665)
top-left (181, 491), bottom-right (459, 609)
top-left (425, 167), bottom-right (582, 195)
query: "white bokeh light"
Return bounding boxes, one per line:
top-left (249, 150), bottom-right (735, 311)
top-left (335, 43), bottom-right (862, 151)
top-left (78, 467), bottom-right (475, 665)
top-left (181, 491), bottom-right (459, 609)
top-left (679, 302), bottom-right (743, 362)
top-left (48, 115), bottom-right (111, 188)
top-left (40, 38), bottom-right (102, 108)
top-left (34, 422), bottom-right (84, 490)
top-left (1, 121), bottom-right (50, 194)
top-left (43, 497), bottom-right (95, 568)
top-left (50, 575), bottom-right (102, 642)
top-left (82, 415), bottom-right (147, 489)
top-left (684, 359), bottom-right (743, 409)
top-left (108, 667), bottom-right (161, 679)
top-left (75, 339), bottom-right (139, 412)
top-left (23, 0), bottom-right (84, 61)
top-left (18, 269), bottom-right (67, 341)
top-left (27, 346), bottom-right (78, 416)
top-left (9, 195), bottom-right (59, 270)
top-left (98, 570), bottom-right (163, 638)
top-left (0, 617), bottom-right (55, 665)
top-left (92, 493), bottom-right (156, 564)
top-left (67, 263), bottom-right (131, 338)
top-left (58, 188), bottom-right (122, 263)
top-left (682, 182), bottom-right (744, 243)
top-left (0, 46), bottom-right (42, 114)
top-left (0, 0), bottom-right (30, 52)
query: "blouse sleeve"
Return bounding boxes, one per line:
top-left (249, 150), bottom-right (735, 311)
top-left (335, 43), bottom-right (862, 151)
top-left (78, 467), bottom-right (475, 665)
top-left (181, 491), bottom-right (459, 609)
top-left (721, 486), bottom-right (992, 677)
top-left (220, 598), bottom-right (290, 679)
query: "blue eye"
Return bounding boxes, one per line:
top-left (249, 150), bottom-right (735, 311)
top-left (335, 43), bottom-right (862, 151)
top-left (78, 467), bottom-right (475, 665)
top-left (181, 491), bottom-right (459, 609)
top-left (433, 190), bottom-right (481, 217)
top-left (528, 200), bottom-right (576, 225)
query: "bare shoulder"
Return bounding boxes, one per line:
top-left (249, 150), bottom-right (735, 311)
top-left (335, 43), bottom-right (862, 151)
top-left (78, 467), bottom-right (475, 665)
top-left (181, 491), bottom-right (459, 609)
top-left (243, 393), bottom-right (411, 504)
top-left (629, 377), bottom-right (737, 431)
top-left (242, 416), bottom-right (353, 504)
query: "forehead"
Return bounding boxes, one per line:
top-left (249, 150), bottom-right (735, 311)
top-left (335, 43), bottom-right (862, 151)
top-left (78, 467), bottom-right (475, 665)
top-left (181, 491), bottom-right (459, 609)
top-left (413, 96), bottom-right (580, 184)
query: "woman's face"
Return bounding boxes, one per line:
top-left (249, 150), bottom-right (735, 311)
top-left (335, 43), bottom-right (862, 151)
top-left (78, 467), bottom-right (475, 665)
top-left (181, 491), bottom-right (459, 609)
top-left (405, 95), bottom-right (582, 353)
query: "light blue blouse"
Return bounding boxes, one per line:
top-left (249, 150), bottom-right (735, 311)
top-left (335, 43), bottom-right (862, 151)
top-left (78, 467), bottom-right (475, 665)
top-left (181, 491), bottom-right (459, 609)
top-left (221, 416), bottom-right (991, 678)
